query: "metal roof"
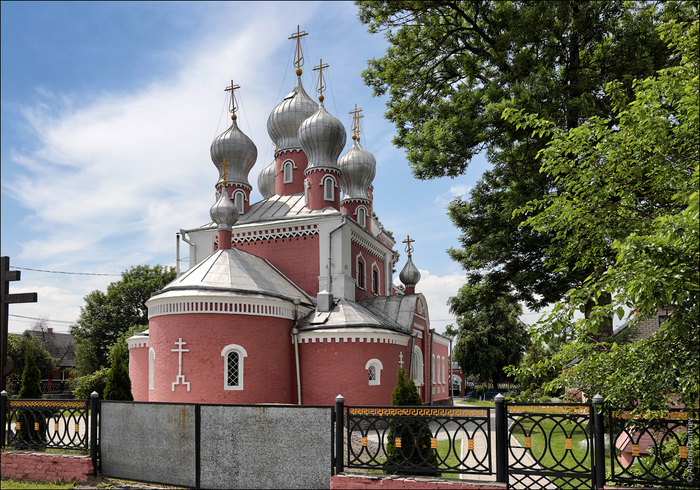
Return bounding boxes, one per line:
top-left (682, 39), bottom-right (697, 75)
top-left (298, 298), bottom-right (410, 334)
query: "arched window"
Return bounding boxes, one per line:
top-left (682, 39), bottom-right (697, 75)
top-left (322, 175), bottom-right (336, 201)
top-left (283, 159), bottom-right (295, 183)
top-left (356, 206), bottom-right (367, 227)
top-left (148, 348), bottom-right (155, 390)
top-left (365, 359), bottom-right (383, 386)
top-left (371, 262), bottom-right (380, 294)
top-left (412, 346), bottom-right (424, 386)
top-left (356, 254), bottom-right (366, 289)
top-left (220, 344), bottom-right (248, 390)
top-left (233, 190), bottom-right (246, 214)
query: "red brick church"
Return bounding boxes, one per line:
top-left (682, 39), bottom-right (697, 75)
top-left (127, 29), bottom-right (450, 406)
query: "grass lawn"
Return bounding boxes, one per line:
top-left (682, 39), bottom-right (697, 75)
top-left (1, 479), bottom-right (76, 489)
top-left (457, 398), bottom-right (494, 408)
top-left (365, 438), bottom-right (463, 479)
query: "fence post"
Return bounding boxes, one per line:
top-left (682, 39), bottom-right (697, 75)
top-left (495, 393), bottom-right (507, 483)
top-left (1, 390), bottom-right (6, 449)
top-left (335, 394), bottom-right (345, 475)
top-left (592, 394), bottom-right (606, 489)
top-left (90, 391), bottom-right (99, 475)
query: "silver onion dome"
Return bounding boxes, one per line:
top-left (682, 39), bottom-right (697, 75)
top-left (267, 75), bottom-right (318, 151)
top-left (257, 158), bottom-right (276, 199)
top-left (338, 137), bottom-right (376, 202)
top-left (210, 188), bottom-right (239, 230)
top-left (210, 118), bottom-right (258, 189)
top-left (399, 256), bottom-right (421, 288)
top-left (298, 101), bottom-right (346, 171)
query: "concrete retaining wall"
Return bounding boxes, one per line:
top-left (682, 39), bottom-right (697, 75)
top-left (0, 451), bottom-right (94, 483)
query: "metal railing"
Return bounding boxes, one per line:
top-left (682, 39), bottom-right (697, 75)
top-left (0, 391), bottom-right (99, 475)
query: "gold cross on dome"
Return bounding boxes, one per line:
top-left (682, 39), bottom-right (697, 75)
top-left (402, 235), bottom-right (415, 258)
top-left (289, 25), bottom-right (308, 70)
top-left (313, 59), bottom-right (329, 98)
top-left (224, 80), bottom-right (240, 117)
top-left (349, 104), bottom-right (364, 139)
top-left (217, 158), bottom-right (229, 186)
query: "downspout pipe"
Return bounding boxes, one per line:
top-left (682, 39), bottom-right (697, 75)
top-left (176, 233), bottom-right (181, 276)
top-left (292, 299), bottom-right (302, 405)
top-left (429, 328), bottom-right (435, 405)
top-left (327, 211), bottom-right (348, 294)
top-left (449, 338), bottom-right (454, 406)
top-left (179, 229), bottom-right (197, 268)
top-left (408, 332), bottom-right (416, 381)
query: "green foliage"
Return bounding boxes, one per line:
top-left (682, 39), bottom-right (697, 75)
top-left (103, 341), bottom-right (133, 401)
top-left (504, 19), bottom-right (699, 414)
top-left (6, 332), bottom-right (57, 395)
top-left (19, 340), bottom-right (43, 399)
top-left (450, 284), bottom-right (529, 388)
top-left (71, 264), bottom-right (175, 376)
top-left (385, 367), bottom-right (439, 475)
top-left (358, 1), bottom-right (694, 313)
top-left (70, 367), bottom-right (109, 399)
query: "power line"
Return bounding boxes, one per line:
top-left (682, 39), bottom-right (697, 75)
top-left (11, 266), bottom-right (121, 277)
top-left (9, 314), bottom-right (74, 325)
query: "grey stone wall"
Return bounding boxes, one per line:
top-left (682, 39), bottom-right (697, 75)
top-left (200, 405), bottom-right (332, 489)
top-left (100, 402), bottom-right (196, 488)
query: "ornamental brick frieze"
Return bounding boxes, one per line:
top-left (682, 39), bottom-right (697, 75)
top-left (340, 197), bottom-right (372, 205)
top-left (294, 332), bottom-right (409, 346)
top-left (149, 298), bottom-right (296, 320)
top-left (274, 148), bottom-right (303, 158)
top-left (351, 233), bottom-right (388, 259)
top-left (303, 166), bottom-right (342, 176)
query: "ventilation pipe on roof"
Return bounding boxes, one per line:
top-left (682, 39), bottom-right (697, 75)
top-left (318, 211), bottom-right (348, 312)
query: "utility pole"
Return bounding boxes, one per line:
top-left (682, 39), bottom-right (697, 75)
top-left (1, 256), bottom-right (38, 391)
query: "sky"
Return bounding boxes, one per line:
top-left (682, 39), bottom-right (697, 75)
top-left (1, 1), bottom-right (531, 337)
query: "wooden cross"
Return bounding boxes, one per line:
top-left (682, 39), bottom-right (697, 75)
top-left (289, 25), bottom-right (308, 69)
top-left (402, 235), bottom-right (415, 258)
top-left (224, 80), bottom-right (240, 118)
top-left (313, 59), bottom-right (329, 98)
top-left (349, 104), bottom-right (364, 140)
top-left (1, 256), bottom-right (38, 391)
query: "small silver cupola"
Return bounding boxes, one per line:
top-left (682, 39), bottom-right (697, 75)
top-left (257, 157), bottom-right (276, 199)
top-left (210, 82), bottom-right (258, 190)
top-left (338, 105), bottom-right (376, 202)
top-left (399, 236), bottom-right (421, 292)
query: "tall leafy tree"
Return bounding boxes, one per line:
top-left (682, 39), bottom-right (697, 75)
top-left (6, 331), bottom-right (57, 394)
top-left (446, 285), bottom-right (529, 388)
top-left (505, 19), bottom-right (699, 413)
top-left (71, 264), bottom-right (176, 375)
top-left (358, 1), bottom-right (694, 318)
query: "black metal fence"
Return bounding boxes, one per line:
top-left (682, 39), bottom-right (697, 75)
top-left (344, 405), bottom-right (492, 476)
top-left (337, 396), bottom-right (699, 489)
top-left (609, 408), bottom-right (699, 488)
top-left (0, 391), bottom-right (99, 475)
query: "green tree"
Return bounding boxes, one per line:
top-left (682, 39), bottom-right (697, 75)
top-left (504, 19), bottom-right (699, 413)
top-left (71, 264), bottom-right (175, 376)
top-left (6, 332), bottom-right (57, 395)
top-left (104, 340), bottom-right (133, 401)
top-left (385, 367), bottom-right (438, 475)
top-left (358, 1), bottom-right (694, 320)
top-left (448, 285), bottom-right (529, 388)
top-left (19, 340), bottom-right (43, 399)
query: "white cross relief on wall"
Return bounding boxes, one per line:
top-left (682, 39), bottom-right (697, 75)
top-left (399, 352), bottom-right (404, 368)
top-left (171, 337), bottom-right (191, 392)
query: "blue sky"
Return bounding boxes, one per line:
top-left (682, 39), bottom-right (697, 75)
top-left (1, 1), bottom-right (512, 336)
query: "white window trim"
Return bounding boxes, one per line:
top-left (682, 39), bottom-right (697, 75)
top-left (355, 253), bottom-right (366, 290)
top-left (370, 261), bottom-right (380, 294)
top-left (412, 346), bottom-right (424, 386)
top-left (283, 159), bottom-right (296, 183)
top-left (356, 206), bottom-right (367, 227)
top-left (221, 344), bottom-right (248, 391)
top-left (321, 175), bottom-right (336, 201)
top-left (365, 358), bottom-right (383, 386)
top-left (148, 348), bottom-right (155, 390)
top-left (233, 190), bottom-right (246, 214)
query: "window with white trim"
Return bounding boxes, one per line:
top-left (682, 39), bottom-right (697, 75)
top-left (356, 254), bottom-right (366, 289)
top-left (221, 344), bottom-right (248, 390)
top-left (322, 175), bottom-right (336, 201)
top-left (365, 359), bottom-right (383, 386)
top-left (148, 348), bottom-right (155, 390)
top-left (283, 160), bottom-right (295, 183)
top-left (356, 206), bottom-right (367, 227)
top-left (412, 346), bottom-right (424, 386)
top-left (233, 190), bottom-right (245, 214)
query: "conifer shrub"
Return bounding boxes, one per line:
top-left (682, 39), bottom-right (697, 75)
top-left (104, 341), bottom-right (133, 401)
top-left (17, 340), bottom-right (48, 448)
top-left (385, 367), bottom-right (440, 475)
